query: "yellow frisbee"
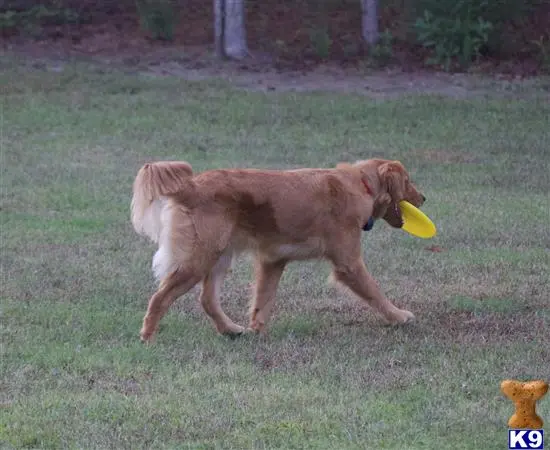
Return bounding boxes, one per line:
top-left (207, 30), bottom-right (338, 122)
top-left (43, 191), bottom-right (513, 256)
top-left (399, 201), bottom-right (437, 239)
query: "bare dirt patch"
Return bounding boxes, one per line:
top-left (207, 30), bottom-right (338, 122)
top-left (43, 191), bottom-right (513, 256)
top-left (120, 54), bottom-right (550, 99)
top-left (3, 0), bottom-right (550, 99)
top-left (6, 41), bottom-right (550, 100)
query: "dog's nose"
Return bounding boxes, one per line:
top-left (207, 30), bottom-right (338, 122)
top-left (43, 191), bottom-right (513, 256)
top-left (421, 194), bottom-right (426, 202)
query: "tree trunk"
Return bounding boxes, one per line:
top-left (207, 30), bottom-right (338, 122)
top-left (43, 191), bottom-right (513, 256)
top-left (214, 0), bottom-right (248, 60)
top-left (224, 0), bottom-right (248, 59)
top-left (361, 0), bottom-right (379, 46)
top-left (214, 0), bottom-right (226, 59)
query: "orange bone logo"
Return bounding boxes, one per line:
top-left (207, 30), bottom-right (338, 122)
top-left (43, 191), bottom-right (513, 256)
top-left (501, 379), bottom-right (548, 429)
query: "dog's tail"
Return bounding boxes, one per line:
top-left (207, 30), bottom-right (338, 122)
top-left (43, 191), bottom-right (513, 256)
top-left (131, 161), bottom-right (194, 242)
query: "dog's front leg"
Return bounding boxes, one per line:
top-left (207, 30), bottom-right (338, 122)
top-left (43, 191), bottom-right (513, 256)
top-left (249, 259), bottom-right (286, 333)
top-left (332, 258), bottom-right (415, 325)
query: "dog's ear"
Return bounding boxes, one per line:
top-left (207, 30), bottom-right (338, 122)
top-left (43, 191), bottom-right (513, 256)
top-left (376, 161), bottom-right (406, 228)
top-left (377, 161), bottom-right (406, 201)
top-left (372, 192), bottom-right (404, 228)
top-left (382, 202), bottom-right (404, 228)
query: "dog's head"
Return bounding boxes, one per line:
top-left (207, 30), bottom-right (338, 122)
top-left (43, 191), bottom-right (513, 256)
top-left (354, 159), bottom-right (426, 228)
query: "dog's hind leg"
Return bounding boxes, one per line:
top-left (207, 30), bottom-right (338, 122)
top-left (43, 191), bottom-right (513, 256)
top-left (140, 268), bottom-right (202, 342)
top-left (200, 252), bottom-right (245, 337)
top-left (249, 259), bottom-right (287, 333)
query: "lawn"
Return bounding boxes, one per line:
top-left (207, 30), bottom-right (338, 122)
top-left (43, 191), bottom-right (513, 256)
top-left (1, 58), bottom-right (549, 449)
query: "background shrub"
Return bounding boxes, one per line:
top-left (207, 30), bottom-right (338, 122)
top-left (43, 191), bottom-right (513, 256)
top-left (135, 0), bottom-right (176, 41)
top-left (414, 4), bottom-right (492, 71)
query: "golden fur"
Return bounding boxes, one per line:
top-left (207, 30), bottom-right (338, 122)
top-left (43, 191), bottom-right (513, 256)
top-left (131, 158), bottom-right (426, 342)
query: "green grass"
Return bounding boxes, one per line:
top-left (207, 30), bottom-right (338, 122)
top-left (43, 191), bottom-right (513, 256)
top-left (1, 59), bottom-right (549, 449)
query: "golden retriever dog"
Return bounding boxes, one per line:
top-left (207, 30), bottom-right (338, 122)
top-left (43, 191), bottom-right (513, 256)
top-left (131, 158), bottom-right (426, 342)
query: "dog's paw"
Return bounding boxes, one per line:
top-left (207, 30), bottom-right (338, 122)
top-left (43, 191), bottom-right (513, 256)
top-left (139, 330), bottom-right (156, 344)
top-left (140, 315), bottom-right (158, 343)
top-left (219, 323), bottom-right (246, 340)
top-left (385, 309), bottom-right (415, 326)
top-left (248, 317), bottom-right (268, 334)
